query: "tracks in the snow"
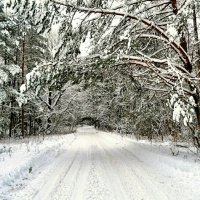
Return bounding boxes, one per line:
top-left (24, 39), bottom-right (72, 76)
top-left (97, 134), bottom-right (171, 200)
top-left (33, 137), bottom-right (79, 200)
top-left (9, 127), bottom-right (178, 200)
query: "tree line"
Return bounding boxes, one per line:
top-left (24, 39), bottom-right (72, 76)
top-left (0, 0), bottom-right (200, 150)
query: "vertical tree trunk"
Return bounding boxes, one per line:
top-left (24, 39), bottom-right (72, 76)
top-left (21, 35), bottom-right (25, 138)
top-left (47, 90), bottom-right (52, 130)
top-left (4, 51), bottom-right (12, 138)
top-left (9, 97), bottom-right (14, 138)
top-left (192, 4), bottom-right (200, 147)
top-left (193, 4), bottom-right (200, 59)
top-left (9, 46), bottom-right (19, 138)
top-left (29, 110), bottom-right (32, 135)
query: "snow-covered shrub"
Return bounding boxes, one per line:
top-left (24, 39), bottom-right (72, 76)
top-left (169, 93), bottom-right (196, 127)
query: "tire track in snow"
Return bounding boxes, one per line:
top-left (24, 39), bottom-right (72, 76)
top-left (32, 137), bottom-right (80, 200)
top-left (50, 134), bottom-right (91, 200)
top-left (82, 144), bottom-right (116, 200)
top-left (2, 135), bottom-right (77, 200)
top-left (49, 149), bottom-right (82, 200)
top-left (98, 133), bottom-right (172, 200)
top-left (102, 132), bottom-right (200, 200)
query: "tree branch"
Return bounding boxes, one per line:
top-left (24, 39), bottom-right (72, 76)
top-left (51, 0), bottom-right (192, 71)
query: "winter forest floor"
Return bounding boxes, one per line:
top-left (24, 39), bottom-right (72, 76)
top-left (0, 126), bottom-right (200, 200)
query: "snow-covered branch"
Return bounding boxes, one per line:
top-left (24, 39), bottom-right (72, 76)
top-left (51, 0), bottom-right (192, 72)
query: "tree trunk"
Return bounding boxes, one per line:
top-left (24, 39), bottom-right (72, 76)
top-left (192, 4), bottom-right (200, 148)
top-left (47, 90), bottom-right (52, 130)
top-left (9, 97), bottom-right (14, 138)
top-left (29, 111), bottom-right (32, 135)
top-left (21, 35), bottom-right (25, 138)
top-left (193, 4), bottom-right (200, 59)
top-left (9, 46), bottom-right (19, 138)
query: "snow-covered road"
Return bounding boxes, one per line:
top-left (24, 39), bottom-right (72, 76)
top-left (1, 126), bottom-right (200, 200)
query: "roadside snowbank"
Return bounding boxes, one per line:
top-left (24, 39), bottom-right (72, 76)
top-left (0, 134), bottom-right (75, 199)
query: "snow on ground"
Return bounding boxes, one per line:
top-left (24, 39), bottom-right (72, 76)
top-left (0, 133), bottom-right (76, 200)
top-left (0, 126), bottom-right (200, 200)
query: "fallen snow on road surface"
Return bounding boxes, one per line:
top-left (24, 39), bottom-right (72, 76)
top-left (0, 126), bottom-right (200, 200)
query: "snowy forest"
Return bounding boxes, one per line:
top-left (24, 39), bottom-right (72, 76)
top-left (1, 0), bottom-right (200, 145)
top-left (1, 0), bottom-right (200, 199)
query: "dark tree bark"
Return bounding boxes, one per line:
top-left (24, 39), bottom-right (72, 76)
top-left (192, 4), bottom-right (200, 147)
top-left (180, 33), bottom-right (191, 72)
top-left (21, 35), bottom-right (25, 138)
top-left (193, 4), bottom-right (200, 58)
top-left (171, 0), bottom-right (178, 15)
top-left (9, 97), bottom-right (14, 137)
top-left (9, 45), bottom-right (19, 138)
top-left (47, 90), bottom-right (52, 130)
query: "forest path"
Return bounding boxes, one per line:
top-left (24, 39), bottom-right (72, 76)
top-left (32, 126), bottom-right (169, 200)
top-left (6, 126), bottom-right (199, 200)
